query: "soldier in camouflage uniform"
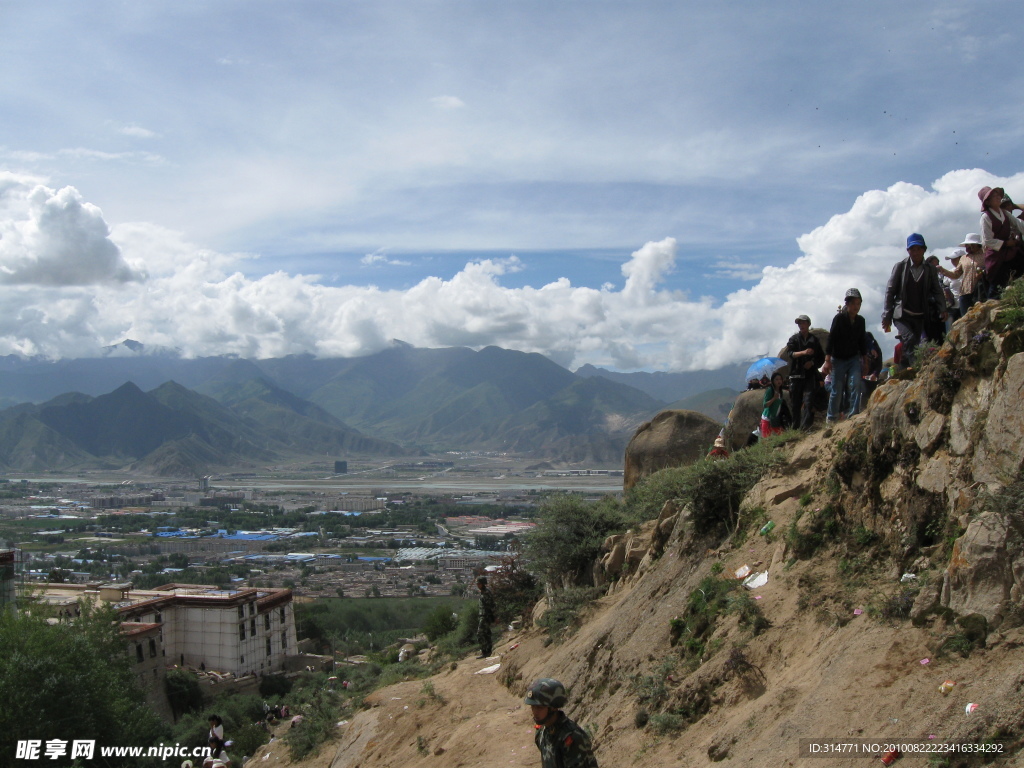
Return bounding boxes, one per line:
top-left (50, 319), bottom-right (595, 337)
top-left (525, 678), bottom-right (599, 768)
top-left (476, 576), bottom-right (496, 658)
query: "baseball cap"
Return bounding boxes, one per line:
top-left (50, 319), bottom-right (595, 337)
top-left (906, 233), bottom-right (927, 249)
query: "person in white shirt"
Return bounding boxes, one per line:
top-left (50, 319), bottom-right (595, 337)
top-left (979, 185), bottom-right (1024, 297)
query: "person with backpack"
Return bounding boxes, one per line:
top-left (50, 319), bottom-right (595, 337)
top-left (881, 234), bottom-right (947, 369)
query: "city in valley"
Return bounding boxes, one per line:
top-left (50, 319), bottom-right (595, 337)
top-left (1, 454), bottom-right (623, 603)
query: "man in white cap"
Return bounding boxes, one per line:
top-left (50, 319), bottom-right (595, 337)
top-left (786, 314), bottom-right (824, 431)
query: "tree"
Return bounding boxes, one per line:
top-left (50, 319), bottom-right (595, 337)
top-left (524, 495), bottom-right (626, 588)
top-left (165, 669), bottom-right (203, 718)
top-left (0, 605), bottom-right (164, 766)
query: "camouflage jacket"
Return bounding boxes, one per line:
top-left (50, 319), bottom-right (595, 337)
top-left (534, 712), bottom-right (598, 768)
top-left (478, 589), bottom-right (496, 625)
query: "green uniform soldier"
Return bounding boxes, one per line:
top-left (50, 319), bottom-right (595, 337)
top-left (476, 576), bottom-right (496, 658)
top-left (525, 678), bottom-right (599, 768)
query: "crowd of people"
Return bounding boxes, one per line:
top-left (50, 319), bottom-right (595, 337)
top-left (753, 184), bottom-right (1024, 438)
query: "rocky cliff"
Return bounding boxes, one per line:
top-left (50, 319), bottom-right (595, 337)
top-left (255, 300), bottom-right (1024, 768)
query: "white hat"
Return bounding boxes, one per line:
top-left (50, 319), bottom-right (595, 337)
top-left (960, 233), bottom-right (982, 247)
top-left (946, 248), bottom-right (966, 261)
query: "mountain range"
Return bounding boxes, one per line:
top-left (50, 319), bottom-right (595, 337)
top-left (0, 341), bottom-right (740, 475)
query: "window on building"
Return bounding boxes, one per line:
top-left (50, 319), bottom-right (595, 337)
top-left (280, 607), bottom-right (286, 623)
top-left (148, 639), bottom-right (156, 658)
top-left (136, 644), bottom-right (144, 663)
top-left (240, 655), bottom-right (244, 664)
top-left (250, 618), bottom-right (256, 636)
top-left (238, 606), bottom-right (245, 619)
top-left (264, 614), bottom-right (270, 632)
top-left (266, 638), bottom-right (272, 657)
top-left (281, 631), bottom-right (287, 649)
top-left (155, 612), bottom-right (162, 623)
top-left (249, 602), bottom-right (256, 616)
top-left (239, 624), bottom-right (246, 640)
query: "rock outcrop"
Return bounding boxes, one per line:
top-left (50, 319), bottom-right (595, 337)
top-left (623, 409), bottom-right (722, 490)
top-left (829, 300), bottom-right (1024, 631)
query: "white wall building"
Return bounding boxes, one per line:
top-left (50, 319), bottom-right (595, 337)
top-left (35, 582), bottom-right (297, 677)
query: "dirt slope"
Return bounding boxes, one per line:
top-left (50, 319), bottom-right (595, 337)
top-left (250, 427), bottom-right (1024, 767)
top-left (251, 304), bottom-right (1024, 768)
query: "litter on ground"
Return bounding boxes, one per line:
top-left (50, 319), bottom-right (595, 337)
top-left (742, 571), bottom-right (769, 589)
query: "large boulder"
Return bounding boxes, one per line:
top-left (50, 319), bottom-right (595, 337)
top-left (722, 390), bottom-right (765, 452)
top-left (623, 409), bottom-right (722, 490)
top-left (944, 507), bottom-right (1024, 631)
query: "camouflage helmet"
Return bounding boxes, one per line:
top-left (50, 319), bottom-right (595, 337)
top-left (524, 678), bottom-right (567, 708)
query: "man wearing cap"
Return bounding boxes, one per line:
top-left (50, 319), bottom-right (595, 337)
top-left (786, 315), bottom-right (824, 431)
top-left (823, 289), bottom-right (868, 424)
top-left (882, 234), bottom-right (947, 369)
top-left (979, 186), bottom-right (1024, 297)
top-left (525, 678), bottom-right (599, 768)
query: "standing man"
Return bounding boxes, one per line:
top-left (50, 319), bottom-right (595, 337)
top-left (525, 678), bottom-right (599, 768)
top-left (822, 289), bottom-right (867, 425)
top-left (476, 576), bottom-right (496, 658)
top-left (882, 234), bottom-right (947, 368)
top-left (786, 314), bottom-right (824, 431)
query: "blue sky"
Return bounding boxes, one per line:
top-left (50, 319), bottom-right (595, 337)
top-left (0, 2), bottom-right (1021, 369)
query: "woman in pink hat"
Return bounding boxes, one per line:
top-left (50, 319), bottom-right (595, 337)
top-left (979, 186), bottom-right (1024, 297)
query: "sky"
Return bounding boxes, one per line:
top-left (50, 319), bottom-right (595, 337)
top-left (1, 1), bottom-right (1022, 371)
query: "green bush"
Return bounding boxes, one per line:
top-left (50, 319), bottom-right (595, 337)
top-left (259, 673), bottom-right (293, 699)
top-left (0, 606), bottom-right (164, 767)
top-left (524, 495), bottom-right (627, 587)
top-left (536, 586), bottom-right (605, 643)
top-left (649, 711), bottom-right (685, 734)
top-left (996, 276), bottom-right (1024, 329)
top-left (625, 435), bottom-right (788, 534)
top-left (165, 669), bottom-right (204, 718)
top-left (422, 604), bottom-right (459, 641)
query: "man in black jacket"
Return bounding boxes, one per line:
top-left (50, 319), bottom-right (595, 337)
top-left (823, 289), bottom-right (867, 424)
top-left (786, 315), bottom-right (824, 431)
top-left (882, 233), bottom-right (947, 369)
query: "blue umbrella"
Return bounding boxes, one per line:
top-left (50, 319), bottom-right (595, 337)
top-left (745, 357), bottom-right (787, 384)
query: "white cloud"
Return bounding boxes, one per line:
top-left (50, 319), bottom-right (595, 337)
top-left (0, 170), bottom-right (1019, 370)
top-left (429, 95), bottom-right (466, 110)
top-left (0, 173), bottom-right (146, 287)
top-left (119, 124), bottom-right (158, 139)
top-left (360, 250), bottom-right (412, 267)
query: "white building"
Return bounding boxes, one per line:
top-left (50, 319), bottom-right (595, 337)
top-left (35, 582), bottom-right (297, 677)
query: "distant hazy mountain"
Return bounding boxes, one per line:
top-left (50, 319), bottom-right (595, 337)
top-left (0, 343), bottom-right (738, 467)
top-left (0, 380), bottom-right (403, 475)
top-left (574, 362), bottom-right (749, 403)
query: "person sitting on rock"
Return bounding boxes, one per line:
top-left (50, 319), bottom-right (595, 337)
top-left (707, 435), bottom-right (730, 460)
